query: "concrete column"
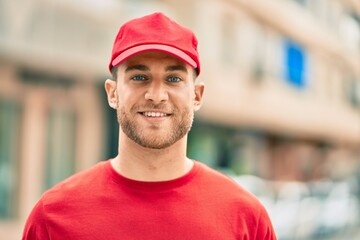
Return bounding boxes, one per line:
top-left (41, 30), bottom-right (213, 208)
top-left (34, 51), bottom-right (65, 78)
top-left (74, 81), bottom-right (104, 172)
top-left (18, 87), bottom-right (48, 221)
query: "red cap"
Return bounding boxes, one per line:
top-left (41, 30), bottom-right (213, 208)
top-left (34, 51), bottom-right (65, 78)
top-left (109, 12), bottom-right (200, 75)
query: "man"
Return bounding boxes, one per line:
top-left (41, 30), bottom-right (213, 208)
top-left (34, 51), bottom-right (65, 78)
top-left (22, 12), bottom-right (277, 239)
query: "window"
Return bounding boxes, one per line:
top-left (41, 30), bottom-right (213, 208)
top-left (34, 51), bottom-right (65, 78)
top-left (346, 77), bottom-right (360, 108)
top-left (187, 124), bottom-right (221, 168)
top-left (44, 104), bottom-right (76, 190)
top-left (250, 25), bottom-right (267, 83)
top-left (0, 99), bottom-right (21, 219)
top-left (221, 14), bottom-right (237, 66)
top-left (124, 0), bottom-right (171, 19)
top-left (283, 40), bottom-right (308, 89)
top-left (263, 29), bottom-right (283, 80)
top-left (188, 123), bottom-right (268, 177)
top-left (340, 14), bottom-right (360, 52)
top-left (0, 0), bottom-right (5, 37)
top-left (293, 0), bottom-right (307, 7)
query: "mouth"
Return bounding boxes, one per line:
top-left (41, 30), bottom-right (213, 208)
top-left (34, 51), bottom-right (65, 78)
top-left (140, 111), bottom-right (171, 117)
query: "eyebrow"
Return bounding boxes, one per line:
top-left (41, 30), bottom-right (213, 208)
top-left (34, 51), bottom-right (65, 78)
top-left (165, 65), bottom-right (188, 73)
top-left (125, 64), bottom-right (188, 73)
top-left (125, 64), bottom-right (150, 72)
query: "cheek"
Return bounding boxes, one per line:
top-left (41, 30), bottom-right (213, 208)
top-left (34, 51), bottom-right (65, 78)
top-left (117, 89), bottom-right (139, 106)
top-left (176, 91), bottom-right (197, 110)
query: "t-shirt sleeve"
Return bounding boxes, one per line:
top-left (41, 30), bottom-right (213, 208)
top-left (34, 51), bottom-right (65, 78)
top-left (255, 206), bottom-right (277, 240)
top-left (22, 198), bottom-right (50, 240)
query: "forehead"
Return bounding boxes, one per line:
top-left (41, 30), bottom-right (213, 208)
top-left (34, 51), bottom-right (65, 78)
top-left (120, 51), bottom-right (189, 70)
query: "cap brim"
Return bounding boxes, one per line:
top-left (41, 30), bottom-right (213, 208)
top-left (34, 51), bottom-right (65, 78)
top-left (111, 44), bottom-right (197, 69)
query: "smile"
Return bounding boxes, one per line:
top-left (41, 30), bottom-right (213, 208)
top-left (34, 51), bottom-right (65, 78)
top-left (141, 112), bottom-right (170, 117)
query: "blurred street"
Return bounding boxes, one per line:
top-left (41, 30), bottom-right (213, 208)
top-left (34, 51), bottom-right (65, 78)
top-left (319, 228), bottom-right (360, 240)
top-left (234, 174), bottom-right (360, 240)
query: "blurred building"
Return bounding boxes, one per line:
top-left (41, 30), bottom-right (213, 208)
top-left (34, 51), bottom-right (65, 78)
top-left (0, 0), bottom-right (359, 239)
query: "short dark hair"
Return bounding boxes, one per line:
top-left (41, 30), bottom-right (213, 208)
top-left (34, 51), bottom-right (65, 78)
top-left (111, 66), bottom-right (119, 81)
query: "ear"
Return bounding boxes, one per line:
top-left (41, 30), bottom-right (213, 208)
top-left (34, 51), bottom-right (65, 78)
top-left (105, 79), bottom-right (118, 109)
top-left (193, 82), bottom-right (205, 111)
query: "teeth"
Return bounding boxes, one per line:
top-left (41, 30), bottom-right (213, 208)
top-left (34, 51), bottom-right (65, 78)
top-left (142, 112), bottom-right (168, 117)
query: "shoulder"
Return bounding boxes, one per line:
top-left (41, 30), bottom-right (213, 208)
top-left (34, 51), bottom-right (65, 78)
top-left (41, 161), bottom-right (108, 205)
top-left (195, 161), bottom-right (263, 208)
top-left (195, 161), bottom-right (274, 219)
top-left (23, 161), bottom-right (110, 237)
top-left (22, 197), bottom-right (51, 240)
top-left (195, 162), bottom-right (276, 238)
top-left (196, 162), bottom-right (262, 208)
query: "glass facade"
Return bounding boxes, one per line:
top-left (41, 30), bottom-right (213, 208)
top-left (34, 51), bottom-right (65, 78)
top-left (44, 103), bottom-right (76, 190)
top-left (188, 122), bottom-right (268, 177)
top-left (0, 99), bottom-right (21, 219)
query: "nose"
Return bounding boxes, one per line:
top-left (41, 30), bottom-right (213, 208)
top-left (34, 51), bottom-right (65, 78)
top-left (144, 81), bottom-right (169, 103)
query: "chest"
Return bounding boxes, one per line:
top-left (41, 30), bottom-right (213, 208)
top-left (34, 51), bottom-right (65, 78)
top-left (45, 190), bottom-right (253, 240)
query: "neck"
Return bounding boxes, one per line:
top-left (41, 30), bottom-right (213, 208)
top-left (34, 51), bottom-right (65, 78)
top-left (111, 131), bottom-right (193, 182)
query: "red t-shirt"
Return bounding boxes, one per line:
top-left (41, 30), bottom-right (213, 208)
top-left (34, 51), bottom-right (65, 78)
top-left (22, 160), bottom-right (277, 239)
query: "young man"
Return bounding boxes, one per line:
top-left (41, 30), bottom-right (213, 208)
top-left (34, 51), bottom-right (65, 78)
top-left (22, 12), bottom-right (277, 239)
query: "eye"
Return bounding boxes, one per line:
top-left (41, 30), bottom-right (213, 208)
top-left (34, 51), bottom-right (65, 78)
top-left (131, 75), bottom-right (148, 81)
top-left (167, 76), bottom-right (181, 82)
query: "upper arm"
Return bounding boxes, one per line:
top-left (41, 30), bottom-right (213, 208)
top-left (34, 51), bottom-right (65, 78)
top-left (22, 199), bottom-right (50, 240)
top-left (255, 205), bottom-right (277, 240)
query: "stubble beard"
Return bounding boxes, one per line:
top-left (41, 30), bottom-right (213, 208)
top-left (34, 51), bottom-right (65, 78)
top-left (117, 104), bottom-right (194, 149)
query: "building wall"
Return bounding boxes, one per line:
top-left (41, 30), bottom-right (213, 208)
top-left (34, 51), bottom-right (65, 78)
top-left (195, 0), bottom-right (360, 146)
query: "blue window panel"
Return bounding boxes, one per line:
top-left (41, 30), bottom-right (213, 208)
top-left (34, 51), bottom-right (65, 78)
top-left (284, 40), bottom-right (307, 89)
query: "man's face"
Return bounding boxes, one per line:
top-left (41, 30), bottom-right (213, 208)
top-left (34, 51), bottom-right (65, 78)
top-left (109, 51), bottom-right (204, 149)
